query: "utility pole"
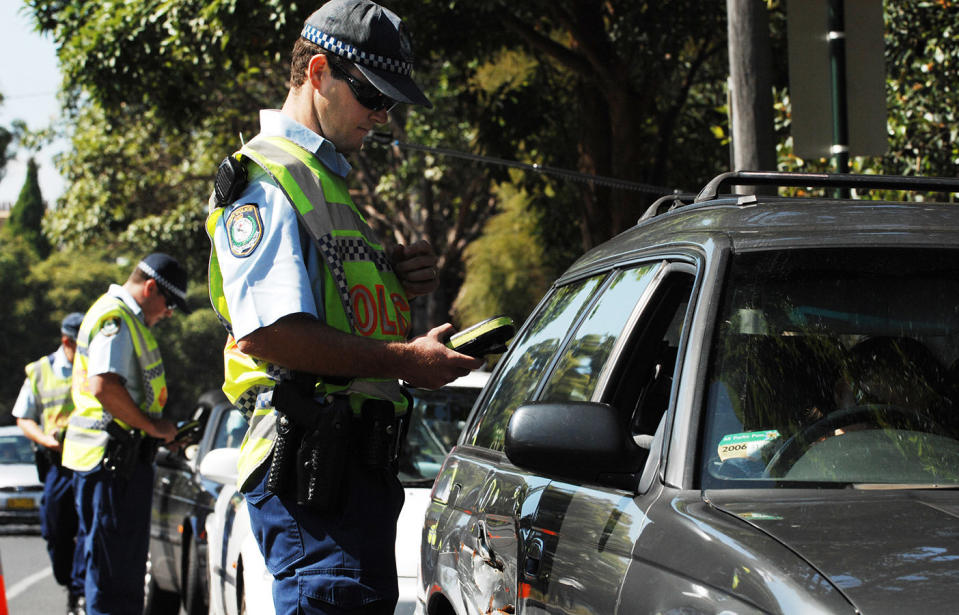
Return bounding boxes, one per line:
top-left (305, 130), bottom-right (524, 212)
top-left (726, 0), bottom-right (777, 194)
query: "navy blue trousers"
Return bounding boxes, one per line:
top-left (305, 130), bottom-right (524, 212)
top-left (74, 461), bottom-right (153, 615)
top-left (40, 463), bottom-right (85, 596)
top-left (246, 462), bottom-right (405, 614)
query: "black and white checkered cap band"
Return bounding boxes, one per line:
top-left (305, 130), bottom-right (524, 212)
top-left (137, 261), bottom-right (187, 301)
top-left (301, 24), bottom-right (412, 76)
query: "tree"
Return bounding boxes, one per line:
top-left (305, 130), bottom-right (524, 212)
top-left (0, 92), bottom-right (11, 182)
top-left (27, 0), bottom-right (734, 277)
top-left (453, 182), bottom-right (553, 329)
top-left (6, 158), bottom-right (50, 256)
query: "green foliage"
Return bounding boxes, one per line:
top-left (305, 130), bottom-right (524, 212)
top-left (152, 307), bottom-right (225, 420)
top-left (883, 1), bottom-right (959, 179)
top-left (6, 158), bottom-right (50, 256)
top-left (453, 183), bottom-right (553, 328)
top-left (0, 244), bottom-right (123, 422)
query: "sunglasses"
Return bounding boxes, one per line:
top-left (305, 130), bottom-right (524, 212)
top-left (328, 60), bottom-right (397, 112)
top-left (158, 286), bottom-right (178, 311)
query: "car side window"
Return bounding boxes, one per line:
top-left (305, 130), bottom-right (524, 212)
top-left (540, 264), bottom-right (661, 402)
top-left (211, 408), bottom-right (248, 450)
top-left (605, 267), bottom-right (695, 439)
top-left (466, 275), bottom-right (606, 452)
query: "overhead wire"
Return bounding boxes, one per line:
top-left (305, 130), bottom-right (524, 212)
top-left (364, 132), bottom-right (672, 195)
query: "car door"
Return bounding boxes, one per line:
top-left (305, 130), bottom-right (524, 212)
top-left (426, 274), bottom-right (609, 615)
top-left (517, 261), bottom-right (697, 614)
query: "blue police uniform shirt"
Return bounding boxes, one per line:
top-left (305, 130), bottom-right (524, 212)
top-left (12, 346), bottom-right (73, 423)
top-left (212, 109), bottom-right (352, 341)
top-left (85, 284), bottom-right (147, 406)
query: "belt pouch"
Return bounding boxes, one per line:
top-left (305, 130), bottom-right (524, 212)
top-left (358, 400), bottom-right (397, 468)
top-left (296, 398), bottom-right (352, 512)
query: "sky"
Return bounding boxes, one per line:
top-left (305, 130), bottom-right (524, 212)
top-left (0, 1), bottom-right (66, 206)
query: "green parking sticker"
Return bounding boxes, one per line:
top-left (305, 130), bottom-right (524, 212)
top-left (718, 430), bottom-right (780, 461)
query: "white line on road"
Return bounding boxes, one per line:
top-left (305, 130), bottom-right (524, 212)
top-left (6, 566), bottom-right (52, 599)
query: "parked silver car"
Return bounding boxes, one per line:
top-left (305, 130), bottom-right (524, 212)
top-left (0, 425), bottom-right (43, 526)
top-left (419, 172), bottom-right (959, 615)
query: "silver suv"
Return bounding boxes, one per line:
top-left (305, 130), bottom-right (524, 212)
top-left (418, 172), bottom-right (959, 615)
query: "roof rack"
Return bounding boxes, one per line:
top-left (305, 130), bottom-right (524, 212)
top-left (695, 171), bottom-right (959, 203)
top-left (638, 192), bottom-right (697, 222)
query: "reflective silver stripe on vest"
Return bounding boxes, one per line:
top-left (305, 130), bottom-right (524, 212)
top-left (39, 391), bottom-right (72, 410)
top-left (64, 427), bottom-right (110, 447)
top-left (247, 409), bottom-right (277, 444)
top-left (68, 414), bottom-right (113, 431)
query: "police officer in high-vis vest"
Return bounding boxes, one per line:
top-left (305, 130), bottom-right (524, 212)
top-left (62, 253), bottom-right (188, 615)
top-left (14, 312), bottom-right (86, 615)
top-left (206, 1), bottom-right (483, 613)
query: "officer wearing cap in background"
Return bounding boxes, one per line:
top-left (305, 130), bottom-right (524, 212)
top-left (62, 252), bottom-right (190, 615)
top-left (205, 0), bottom-right (483, 613)
top-left (14, 312), bottom-right (87, 615)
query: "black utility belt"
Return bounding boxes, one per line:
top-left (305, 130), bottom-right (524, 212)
top-left (266, 388), bottom-right (408, 512)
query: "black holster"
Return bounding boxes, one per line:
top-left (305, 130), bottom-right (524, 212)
top-left (102, 421), bottom-right (142, 480)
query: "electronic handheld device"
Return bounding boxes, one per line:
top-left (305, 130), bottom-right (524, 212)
top-left (172, 419), bottom-right (203, 444)
top-left (446, 316), bottom-right (515, 357)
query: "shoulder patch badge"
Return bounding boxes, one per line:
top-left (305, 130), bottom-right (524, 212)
top-left (227, 203), bottom-right (264, 258)
top-left (100, 318), bottom-right (121, 338)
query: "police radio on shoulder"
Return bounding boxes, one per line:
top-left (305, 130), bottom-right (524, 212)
top-left (446, 316), bottom-right (515, 357)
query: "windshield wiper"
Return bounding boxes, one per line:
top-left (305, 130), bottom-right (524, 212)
top-left (852, 483), bottom-right (959, 490)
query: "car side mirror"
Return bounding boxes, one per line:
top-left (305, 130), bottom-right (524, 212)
top-left (199, 447), bottom-right (240, 486)
top-left (505, 402), bottom-right (646, 490)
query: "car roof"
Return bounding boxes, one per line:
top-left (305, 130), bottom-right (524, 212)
top-left (0, 425), bottom-right (26, 437)
top-left (563, 196), bottom-right (959, 281)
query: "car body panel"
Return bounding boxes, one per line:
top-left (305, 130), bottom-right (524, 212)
top-left (708, 489), bottom-right (959, 613)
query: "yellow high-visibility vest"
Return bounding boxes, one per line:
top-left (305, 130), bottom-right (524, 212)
top-left (62, 294), bottom-right (167, 472)
top-left (24, 353), bottom-right (73, 436)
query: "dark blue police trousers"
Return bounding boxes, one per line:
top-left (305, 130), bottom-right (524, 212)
top-left (246, 461), bottom-right (405, 614)
top-left (74, 461), bottom-right (153, 615)
top-left (41, 463), bottom-right (85, 596)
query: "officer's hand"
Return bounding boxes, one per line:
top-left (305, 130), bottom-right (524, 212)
top-left (42, 434), bottom-right (62, 452)
top-left (390, 240), bottom-right (439, 298)
top-left (147, 418), bottom-right (177, 444)
top-left (403, 324), bottom-right (485, 389)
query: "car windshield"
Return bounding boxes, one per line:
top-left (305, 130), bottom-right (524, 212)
top-left (701, 247), bottom-right (959, 488)
top-left (0, 433), bottom-right (36, 465)
top-left (399, 385), bottom-right (482, 486)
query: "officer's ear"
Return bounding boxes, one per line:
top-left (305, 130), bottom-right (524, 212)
top-left (307, 54), bottom-right (329, 90)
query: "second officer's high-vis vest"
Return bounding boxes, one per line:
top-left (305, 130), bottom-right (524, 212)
top-left (62, 294), bottom-right (167, 472)
top-left (207, 135), bottom-right (410, 490)
top-left (25, 353), bottom-right (74, 436)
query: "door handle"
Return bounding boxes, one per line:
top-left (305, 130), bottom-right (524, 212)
top-left (524, 537), bottom-right (544, 580)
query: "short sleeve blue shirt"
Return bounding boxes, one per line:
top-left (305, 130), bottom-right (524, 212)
top-left (211, 110), bottom-right (352, 340)
top-left (86, 284), bottom-right (146, 406)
